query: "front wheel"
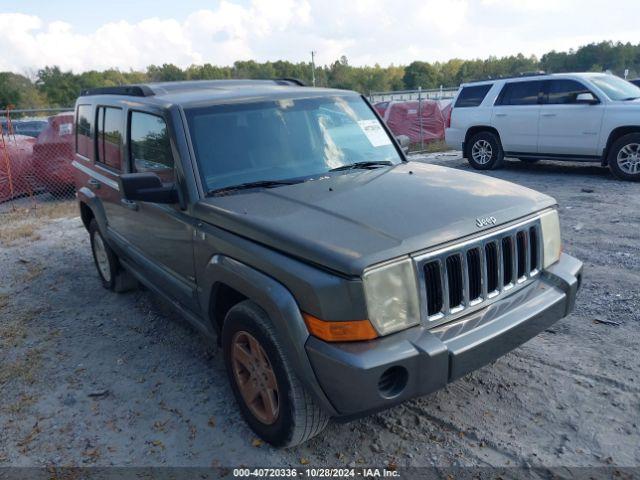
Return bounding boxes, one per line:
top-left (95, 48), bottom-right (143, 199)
top-left (222, 301), bottom-right (329, 447)
top-left (467, 132), bottom-right (504, 170)
top-left (608, 133), bottom-right (640, 181)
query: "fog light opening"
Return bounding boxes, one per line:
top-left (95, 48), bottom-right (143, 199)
top-left (377, 366), bottom-right (408, 399)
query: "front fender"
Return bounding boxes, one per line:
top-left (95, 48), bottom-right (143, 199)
top-left (200, 254), bottom-right (338, 416)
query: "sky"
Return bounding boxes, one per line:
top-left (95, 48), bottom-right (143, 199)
top-left (1, 0), bottom-right (639, 74)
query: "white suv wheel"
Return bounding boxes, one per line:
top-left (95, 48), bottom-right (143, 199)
top-left (471, 140), bottom-right (493, 165)
top-left (617, 143), bottom-right (640, 175)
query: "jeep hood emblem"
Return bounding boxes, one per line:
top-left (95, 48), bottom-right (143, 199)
top-left (476, 216), bottom-right (497, 228)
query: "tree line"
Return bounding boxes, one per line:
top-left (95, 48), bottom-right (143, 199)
top-left (1, 41), bottom-right (639, 109)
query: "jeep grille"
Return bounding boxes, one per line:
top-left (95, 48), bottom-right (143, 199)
top-left (417, 217), bottom-right (542, 326)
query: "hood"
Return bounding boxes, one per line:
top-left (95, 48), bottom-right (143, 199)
top-left (194, 162), bottom-right (556, 276)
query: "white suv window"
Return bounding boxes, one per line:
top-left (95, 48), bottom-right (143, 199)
top-left (496, 81), bottom-right (542, 106)
top-left (545, 80), bottom-right (592, 104)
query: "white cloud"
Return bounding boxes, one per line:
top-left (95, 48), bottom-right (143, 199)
top-left (0, 0), bottom-right (638, 73)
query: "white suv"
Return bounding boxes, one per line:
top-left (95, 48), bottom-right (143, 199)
top-left (445, 72), bottom-right (640, 181)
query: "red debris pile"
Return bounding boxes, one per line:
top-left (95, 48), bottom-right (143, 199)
top-left (375, 100), bottom-right (452, 145)
top-left (32, 112), bottom-right (75, 196)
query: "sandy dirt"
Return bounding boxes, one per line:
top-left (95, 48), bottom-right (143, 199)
top-left (0, 153), bottom-right (638, 470)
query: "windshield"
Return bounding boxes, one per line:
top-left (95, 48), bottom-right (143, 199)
top-left (185, 95), bottom-right (402, 194)
top-left (590, 75), bottom-right (640, 101)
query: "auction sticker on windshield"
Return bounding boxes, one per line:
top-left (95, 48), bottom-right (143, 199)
top-left (357, 119), bottom-right (392, 147)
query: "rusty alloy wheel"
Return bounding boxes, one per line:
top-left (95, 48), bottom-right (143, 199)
top-left (231, 330), bottom-right (280, 425)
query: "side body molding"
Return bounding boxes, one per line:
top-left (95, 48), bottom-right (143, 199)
top-left (200, 255), bottom-right (338, 416)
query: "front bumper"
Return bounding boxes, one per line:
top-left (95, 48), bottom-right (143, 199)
top-left (306, 253), bottom-right (582, 418)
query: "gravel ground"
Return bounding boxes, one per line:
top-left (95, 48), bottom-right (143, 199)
top-left (0, 153), bottom-right (639, 470)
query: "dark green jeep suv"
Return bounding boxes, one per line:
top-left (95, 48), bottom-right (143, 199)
top-left (73, 79), bottom-right (582, 447)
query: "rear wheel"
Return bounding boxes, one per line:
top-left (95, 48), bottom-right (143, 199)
top-left (467, 132), bottom-right (504, 170)
top-left (222, 301), bottom-right (329, 447)
top-left (88, 219), bottom-right (138, 292)
top-left (608, 133), bottom-right (640, 181)
top-left (89, 220), bottom-right (118, 290)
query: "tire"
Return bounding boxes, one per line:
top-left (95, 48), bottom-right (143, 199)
top-left (608, 133), bottom-right (640, 182)
top-left (467, 131), bottom-right (505, 170)
top-left (222, 300), bottom-right (329, 447)
top-left (518, 157), bottom-right (540, 164)
top-left (88, 219), bottom-right (137, 292)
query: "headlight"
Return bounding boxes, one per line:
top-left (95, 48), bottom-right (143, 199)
top-left (540, 209), bottom-right (561, 268)
top-left (362, 257), bottom-right (421, 336)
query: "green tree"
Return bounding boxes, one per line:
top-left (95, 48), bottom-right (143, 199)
top-left (403, 61), bottom-right (438, 89)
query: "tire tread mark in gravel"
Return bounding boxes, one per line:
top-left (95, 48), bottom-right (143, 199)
top-left (402, 403), bottom-right (524, 465)
top-left (512, 352), bottom-right (640, 394)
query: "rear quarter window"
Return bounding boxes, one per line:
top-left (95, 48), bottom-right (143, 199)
top-left (454, 84), bottom-right (493, 108)
top-left (76, 104), bottom-right (92, 158)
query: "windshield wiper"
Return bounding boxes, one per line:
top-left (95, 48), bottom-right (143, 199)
top-left (207, 179), bottom-right (299, 196)
top-left (621, 97), bottom-right (640, 101)
top-left (329, 160), bottom-right (393, 172)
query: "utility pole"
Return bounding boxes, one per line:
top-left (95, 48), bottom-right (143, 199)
top-left (311, 51), bottom-right (316, 87)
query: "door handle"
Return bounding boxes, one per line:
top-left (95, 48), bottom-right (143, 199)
top-left (121, 199), bottom-right (139, 211)
top-left (541, 113), bottom-right (557, 117)
top-left (88, 178), bottom-right (101, 189)
top-left (495, 113), bottom-right (507, 117)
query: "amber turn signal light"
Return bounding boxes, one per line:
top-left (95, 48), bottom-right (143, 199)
top-left (302, 313), bottom-right (378, 342)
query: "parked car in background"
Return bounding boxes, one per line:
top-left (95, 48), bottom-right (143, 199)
top-left (630, 78), bottom-right (640, 87)
top-left (74, 80), bottom-right (582, 447)
top-left (445, 72), bottom-right (640, 181)
top-left (1, 119), bottom-right (48, 138)
top-left (32, 112), bottom-right (75, 196)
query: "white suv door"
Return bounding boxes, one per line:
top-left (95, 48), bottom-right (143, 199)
top-left (537, 79), bottom-right (605, 156)
top-left (491, 80), bottom-right (542, 154)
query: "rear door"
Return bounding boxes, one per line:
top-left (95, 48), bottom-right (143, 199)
top-left (537, 79), bottom-right (605, 156)
top-left (491, 80), bottom-right (543, 153)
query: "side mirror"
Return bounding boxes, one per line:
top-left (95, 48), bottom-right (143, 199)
top-left (119, 172), bottom-right (178, 204)
top-left (576, 92), bottom-right (598, 105)
top-left (396, 135), bottom-right (411, 154)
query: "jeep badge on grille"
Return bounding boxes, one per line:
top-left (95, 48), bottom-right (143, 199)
top-left (476, 216), bottom-right (497, 228)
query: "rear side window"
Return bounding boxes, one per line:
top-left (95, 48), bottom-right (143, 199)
top-left (455, 84), bottom-right (492, 108)
top-left (76, 104), bottom-right (92, 158)
top-left (545, 80), bottom-right (591, 104)
top-left (96, 107), bottom-right (123, 171)
top-left (129, 111), bottom-right (174, 182)
top-left (496, 81), bottom-right (542, 106)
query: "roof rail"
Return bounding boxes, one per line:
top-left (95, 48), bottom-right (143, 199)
top-left (80, 85), bottom-right (155, 97)
top-left (275, 78), bottom-right (306, 87)
top-left (467, 71), bottom-right (547, 84)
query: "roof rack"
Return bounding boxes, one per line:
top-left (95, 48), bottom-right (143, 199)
top-left (80, 85), bottom-right (155, 97)
top-left (274, 78), bottom-right (306, 86)
top-left (467, 71), bottom-right (547, 84)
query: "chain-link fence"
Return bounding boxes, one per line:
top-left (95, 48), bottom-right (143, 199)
top-left (369, 87), bottom-right (458, 153)
top-left (1, 107), bottom-right (74, 212)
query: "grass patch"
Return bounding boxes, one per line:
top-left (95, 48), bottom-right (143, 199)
top-left (408, 140), bottom-right (451, 154)
top-left (0, 200), bottom-right (76, 246)
top-left (0, 347), bottom-right (43, 387)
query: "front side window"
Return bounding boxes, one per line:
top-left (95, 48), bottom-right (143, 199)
top-left (589, 75), bottom-right (640, 101)
top-left (545, 80), bottom-right (592, 104)
top-left (496, 81), bottom-right (542, 106)
top-left (76, 104), bottom-right (92, 158)
top-left (129, 112), bottom-right (174, 182)
top-left (96, 106), bottom-right (123, 170)
top-left (455, 84), bottom-right (493, 108)
top-left (185, 95), bottom-right (402, 194)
